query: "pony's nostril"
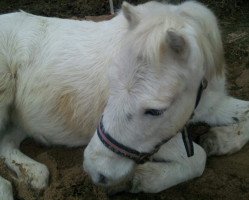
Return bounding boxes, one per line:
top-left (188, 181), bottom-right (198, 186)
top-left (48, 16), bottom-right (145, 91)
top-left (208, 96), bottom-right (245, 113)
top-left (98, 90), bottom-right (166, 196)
top-left (98, 173), bottom-right (108, 184)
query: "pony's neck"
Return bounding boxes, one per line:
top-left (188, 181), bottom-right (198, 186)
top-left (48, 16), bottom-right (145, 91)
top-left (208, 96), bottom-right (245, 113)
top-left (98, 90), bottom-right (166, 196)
top-left (75, 14), bottom-right (129, 129)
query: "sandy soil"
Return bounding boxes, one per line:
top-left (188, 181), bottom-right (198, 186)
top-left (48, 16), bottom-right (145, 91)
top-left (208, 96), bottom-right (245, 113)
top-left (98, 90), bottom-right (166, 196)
top-left (0, 1), bottom-right (249, 200)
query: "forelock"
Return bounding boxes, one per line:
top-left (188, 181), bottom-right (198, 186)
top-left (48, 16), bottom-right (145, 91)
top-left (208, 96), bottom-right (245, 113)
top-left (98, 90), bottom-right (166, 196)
top-left (126, 13), bottom-right (184, 68)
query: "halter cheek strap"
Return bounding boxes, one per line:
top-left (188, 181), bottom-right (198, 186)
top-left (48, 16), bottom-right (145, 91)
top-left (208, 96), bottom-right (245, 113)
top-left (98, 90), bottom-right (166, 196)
top-left (97, 78), bottom-right (208, 163)
top-left (182, 78), bottom-right (208, 157)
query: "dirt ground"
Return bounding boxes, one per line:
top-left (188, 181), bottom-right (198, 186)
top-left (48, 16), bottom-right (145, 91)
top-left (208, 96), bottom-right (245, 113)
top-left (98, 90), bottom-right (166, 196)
top-left (0, 0), bottom-right (249, 200)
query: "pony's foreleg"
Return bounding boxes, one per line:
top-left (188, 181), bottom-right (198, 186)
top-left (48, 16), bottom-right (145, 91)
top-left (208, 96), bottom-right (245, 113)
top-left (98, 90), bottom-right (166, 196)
top-left (193, 94), bottom-right (249, 126)
top-left (129, 133), bottom-right (206, 193)
top-left (0, 176), bottom-right (13, 200)
top-left (0, 129), bottom-right (49, 190)
top-left (193, 90), bottom-right (249, 156)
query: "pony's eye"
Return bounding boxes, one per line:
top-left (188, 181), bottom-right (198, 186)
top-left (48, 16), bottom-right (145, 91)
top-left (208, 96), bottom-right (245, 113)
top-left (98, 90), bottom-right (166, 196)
top-left (144, 109), bottom-right (166, 116)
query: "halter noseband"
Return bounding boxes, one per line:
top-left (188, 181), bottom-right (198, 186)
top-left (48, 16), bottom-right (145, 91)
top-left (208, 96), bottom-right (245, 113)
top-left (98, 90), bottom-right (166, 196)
top-left (97, 78), bottom-right (208, 164)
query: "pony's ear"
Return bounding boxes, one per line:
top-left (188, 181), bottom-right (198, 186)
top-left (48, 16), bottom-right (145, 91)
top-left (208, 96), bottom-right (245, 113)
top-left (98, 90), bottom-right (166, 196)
top-left (167, 30), bottom-right (186, 55)
top-left (122, 2), bottom-right (140, 29)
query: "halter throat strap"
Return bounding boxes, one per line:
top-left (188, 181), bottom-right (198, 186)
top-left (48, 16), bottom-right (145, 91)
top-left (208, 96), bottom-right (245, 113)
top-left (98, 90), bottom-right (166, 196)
top-left (97, 78), bottom-right (208, 164)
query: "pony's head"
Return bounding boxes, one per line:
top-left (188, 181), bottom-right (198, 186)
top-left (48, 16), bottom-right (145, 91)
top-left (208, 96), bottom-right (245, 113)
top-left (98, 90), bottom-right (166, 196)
top-left (84, 1), bottom-right (223, 187)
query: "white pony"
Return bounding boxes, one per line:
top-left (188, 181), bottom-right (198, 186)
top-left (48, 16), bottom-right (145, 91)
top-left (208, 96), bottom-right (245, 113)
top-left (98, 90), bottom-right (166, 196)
top-left (0, 1), bottom-right (249, 199)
